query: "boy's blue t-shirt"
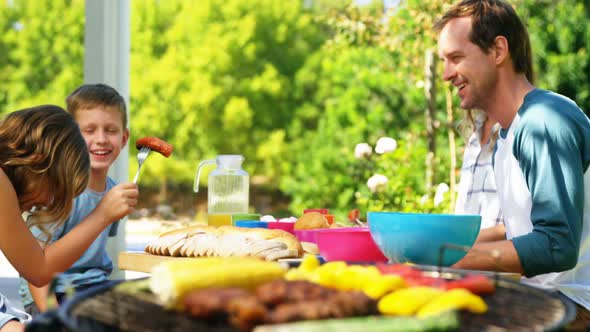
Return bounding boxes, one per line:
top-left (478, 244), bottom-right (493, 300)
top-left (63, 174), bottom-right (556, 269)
top-left (18, 177), bottom-right (119, 307)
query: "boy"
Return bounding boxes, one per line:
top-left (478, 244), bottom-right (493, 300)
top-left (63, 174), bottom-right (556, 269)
top-left (18, 83), bottom-right (129, 315)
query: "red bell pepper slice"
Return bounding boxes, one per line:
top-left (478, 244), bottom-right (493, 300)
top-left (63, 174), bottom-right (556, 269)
top-left (376, 263), bottom-right (423, 278)
top-left (444, 274), bottom-right (495, 295)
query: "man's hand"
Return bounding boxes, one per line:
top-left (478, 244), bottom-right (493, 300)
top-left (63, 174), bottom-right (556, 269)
top-left (452, 239), bottom-right (524, 275)
top-left (475, 224), bottom-right (506, 243)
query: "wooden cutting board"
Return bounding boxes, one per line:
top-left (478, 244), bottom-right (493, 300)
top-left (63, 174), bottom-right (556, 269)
top-left (118, 252), bottom-right (196, 273)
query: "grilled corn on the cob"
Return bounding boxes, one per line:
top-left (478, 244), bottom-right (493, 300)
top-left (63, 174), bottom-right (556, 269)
top-left (150, 257), bottom-right (287, 308)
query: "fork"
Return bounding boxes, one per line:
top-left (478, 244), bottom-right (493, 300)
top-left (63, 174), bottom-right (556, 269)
top-left (353, 218), bottom-right (368, 227)
top-left (133, 147), bottom-right (151, 184)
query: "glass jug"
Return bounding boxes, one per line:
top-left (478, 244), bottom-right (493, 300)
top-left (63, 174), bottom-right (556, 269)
top-left (194, 155), bottom-right (249, 214)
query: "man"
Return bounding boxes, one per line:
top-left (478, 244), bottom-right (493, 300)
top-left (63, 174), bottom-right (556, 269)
top-left (435, 0), bottom-right (590, 328)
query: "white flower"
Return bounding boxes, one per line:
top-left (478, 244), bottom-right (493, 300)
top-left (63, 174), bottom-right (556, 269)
top-left (434, 182), bottom-right (450, 206)
top-left (367, 174), bottom-right (388, 193)
top-left (278, 216), bottom-right (297, 223)
top-left (420, 194), bottom-right (429, 205)
top-left (354, 142), bottom-right (372, 159)
top-left (261, 215), bottom-right (277, 222)
top-left (375, 137), bottom-right (397, 154)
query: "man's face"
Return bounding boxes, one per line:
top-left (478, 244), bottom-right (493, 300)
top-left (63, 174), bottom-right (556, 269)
top-left (438, 16), bottom-right (498, 110)
top-left (75, 106), bottom-right (129, 174)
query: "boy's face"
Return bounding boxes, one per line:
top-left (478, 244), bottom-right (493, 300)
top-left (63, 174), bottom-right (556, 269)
top-left (75, 105), bottom-right (129, 174)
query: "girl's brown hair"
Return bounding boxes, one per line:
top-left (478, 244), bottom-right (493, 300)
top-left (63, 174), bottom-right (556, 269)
top-left (457, 109), bottom-right (500, 152)
top-left (0, 105), bottom-right (90, 241)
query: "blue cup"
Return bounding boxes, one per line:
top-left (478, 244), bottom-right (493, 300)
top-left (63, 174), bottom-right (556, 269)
top-left (234, 220), bottom-right (268, 228)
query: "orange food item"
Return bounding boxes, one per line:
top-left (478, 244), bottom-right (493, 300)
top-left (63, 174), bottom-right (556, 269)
top-left (324, 214), bottom-right (335, 225)
top-left (136, 136), bottom-right (173, 157)
top-left (294, 212), bottom-right (329, 230)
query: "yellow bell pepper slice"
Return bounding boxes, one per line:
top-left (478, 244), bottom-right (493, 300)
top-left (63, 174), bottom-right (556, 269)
top-left (416, 288), bottom-right (488, 318)
top-left (363, 274), bottom-right (406, 299)
top-left (378, 286), bottom-right (444, 316)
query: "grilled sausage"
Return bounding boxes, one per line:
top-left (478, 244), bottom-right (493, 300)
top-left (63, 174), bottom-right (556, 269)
top-left (264, 291), bottom-right (377, 324)
top-left (255, 280), bottom-right (337, 306)
top-left (136, 136), bottom-right (173, 157)
top-left (183, 287), bottom-right (252, 318)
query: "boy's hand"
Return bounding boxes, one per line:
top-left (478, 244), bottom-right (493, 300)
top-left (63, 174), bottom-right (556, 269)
top-left (96, 183), bottom-right (139, 222)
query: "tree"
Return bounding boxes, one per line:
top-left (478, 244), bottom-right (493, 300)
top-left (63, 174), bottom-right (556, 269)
top-left (129, 0), bottom-right (327, 188)
top-left (0, 0), bottom-right (84, 114)
top-left (283, 45), bottom-right (410, 215)
top-left (1, 0), bottom-right (588, 218)
top-left (281, 0), bottom-right (456, 219)
top-left (516, 0), bottom-right (590, 114)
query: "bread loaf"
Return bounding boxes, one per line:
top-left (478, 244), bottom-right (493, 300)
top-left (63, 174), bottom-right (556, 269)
top-left (145, 225), bottom-right (302, 261)
top-left (294, 212), bottom-right (329, 230)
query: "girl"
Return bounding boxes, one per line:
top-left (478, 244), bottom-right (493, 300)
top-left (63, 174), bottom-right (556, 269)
top-left (455, 109), bottom-right (504, 230)
top-left (0, 105), bottom-right (138, 332)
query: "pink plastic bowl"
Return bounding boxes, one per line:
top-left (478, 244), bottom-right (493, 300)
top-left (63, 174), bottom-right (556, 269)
top-left (267, 221), bottom-right (295, 235)
top-left (316, 227), bottom-right (388, 262)
top-left (294, 229), bottom-right (321, 243)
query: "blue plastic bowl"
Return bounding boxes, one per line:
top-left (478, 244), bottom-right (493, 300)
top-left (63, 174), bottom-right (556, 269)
top-left (367, 212), bottom-right (481, 266)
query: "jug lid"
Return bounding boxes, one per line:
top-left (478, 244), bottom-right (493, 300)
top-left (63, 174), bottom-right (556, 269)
top-left (217, 155), bottom-right (244, 170)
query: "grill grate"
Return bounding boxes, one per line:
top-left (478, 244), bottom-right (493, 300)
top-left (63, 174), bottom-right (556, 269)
top-left (70, 289), bottom-right (239, 332)
top-left (459, 280), bottom-right (569, 331)
top-left (65, 277), bottom-right (574, 332)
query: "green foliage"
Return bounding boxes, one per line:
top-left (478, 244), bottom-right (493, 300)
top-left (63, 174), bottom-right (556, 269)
top-left (0, 0), bottom-right (588, 218)
top-left (281, 0), bottom-right (455, 218)
top-left (0, 0), bottom-right (84, 113)
top-left (129, 0), bottom-right (327, 186)
top-left (282, 45), bottom-right (409, 217)
top-left (353, 135), bottom-right (449, 216)
top-left (515, 0), bottom-right (590, 113)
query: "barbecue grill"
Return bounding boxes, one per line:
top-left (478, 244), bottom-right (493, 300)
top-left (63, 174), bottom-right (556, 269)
top-left (459, 279), bottom-right (574, 331)
top-left (31, 268), bottom-right (575, 332)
